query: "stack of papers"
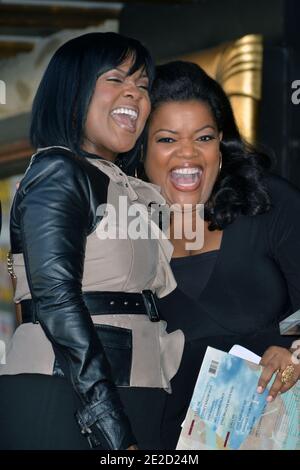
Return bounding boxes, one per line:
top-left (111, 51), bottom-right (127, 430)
top-left (279, 310), bottom-right (300, 335)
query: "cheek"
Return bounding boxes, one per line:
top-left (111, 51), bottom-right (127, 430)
top-left (206, 147), bottom-right (220, 173)
top-left (86, 100), bottom-right (104, 128)
top-left (204, 153), bottom-right (220, 189)
top-left (141, 98), bottom-right (151, 123)
top-left (84, 111), bottom-right (95, 138)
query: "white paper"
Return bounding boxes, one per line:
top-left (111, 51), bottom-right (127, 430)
top-left (229, 344), bottom-right (261, 364)
top-left (279, 310), bottom-right (300, 335)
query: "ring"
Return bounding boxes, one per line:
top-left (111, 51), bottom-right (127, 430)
top-left (278, 365), bottom-right (295, 384)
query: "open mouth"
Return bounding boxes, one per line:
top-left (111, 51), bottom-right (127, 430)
top-left (169, 166), bottom-right (203, 191)
top-left (111, 106), bottom-right (138, 133)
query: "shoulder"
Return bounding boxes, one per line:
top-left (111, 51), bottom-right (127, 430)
top-left (259, 174), bottom-right (300, 245)
top-left (264, 173), bottom-right (300, 208)
top-left (21, 148), bottom-right (109, 192)
top-left (26, 148), bottom-right (88, 178)
top-left (16, 148), bottom-right (94, 212)
top-left (19, 148), bottom-right (86, 188)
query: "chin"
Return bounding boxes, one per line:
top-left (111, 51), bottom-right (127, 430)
top-left (178, 200), bottom-right (201, 208)
top-left (116, 141), bottom-right (137, 155)
top-left (169, 192), bottom-right (202, 208)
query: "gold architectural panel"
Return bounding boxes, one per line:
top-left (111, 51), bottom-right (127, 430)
top-left (182, 34), bottom-right (263, 144)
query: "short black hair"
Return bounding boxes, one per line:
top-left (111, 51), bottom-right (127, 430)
top-left (144, 60), bottom-right (271, 230)
top-left (30, 32), bottom-right (154, 172)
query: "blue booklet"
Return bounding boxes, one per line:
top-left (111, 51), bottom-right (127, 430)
top-left (176, 346), bottom-right (300, 450)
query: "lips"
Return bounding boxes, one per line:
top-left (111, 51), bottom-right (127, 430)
top-left (169, 166), bottom-right (203, 191)
top-left (111, 106), bottom-right (139, 133)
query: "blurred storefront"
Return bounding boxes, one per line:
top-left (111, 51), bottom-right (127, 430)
top-left (0, 175), bottom-right (20, 345)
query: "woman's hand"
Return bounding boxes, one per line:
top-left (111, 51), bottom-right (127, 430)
top-left (257, 345), bottom-right (300, 402)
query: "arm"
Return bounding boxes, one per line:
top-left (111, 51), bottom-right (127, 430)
top-left (7, 251), bottom-right (23, 325)
top-left (15, 152), bottom-right (136, 449)
top-left (257, 176), bottom-right (300, 400)
top-left (268, 176), bottom-right (300, 309)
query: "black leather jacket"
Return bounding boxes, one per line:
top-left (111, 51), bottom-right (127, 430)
top-left (10, 148), bottom-right (136, 450)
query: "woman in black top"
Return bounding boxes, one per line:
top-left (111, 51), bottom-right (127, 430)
top-left (142, 61), bottom-right (300, 448)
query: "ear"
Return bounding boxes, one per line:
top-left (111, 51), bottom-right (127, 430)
top-left (219, 131), bottom-right (223, 141)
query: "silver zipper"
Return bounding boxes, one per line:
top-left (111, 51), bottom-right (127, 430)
top-left (7, 251), bottom-right (16, 279)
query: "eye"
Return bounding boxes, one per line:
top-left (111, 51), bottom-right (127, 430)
top-left (106, 77), bottom-right (123, 83)
top-left (138, 84), bottom-right (149, 91)
top-left (157, 137), bottom-right (175, 143)
top-left (197, 135), bottom-right (215, 142)
top-left (136, 78), bottom-right (149, 91)
top-left (136, 72), bottom-right (149, 90)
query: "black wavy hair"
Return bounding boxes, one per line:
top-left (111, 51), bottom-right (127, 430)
top-left (143, 60), bottom-right (271, 230)
top-left (30, 32), bottom-right (154, 173)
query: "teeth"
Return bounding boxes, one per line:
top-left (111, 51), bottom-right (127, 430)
top-left (172, 167), bottom-right (201, 175)
top-left (111, 107), bottom-right (138, 120)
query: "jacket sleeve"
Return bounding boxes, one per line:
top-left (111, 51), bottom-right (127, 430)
top-left (268, 175), bottom-right (300, 313)
top-left (15, 153), bottom-right (136, 450)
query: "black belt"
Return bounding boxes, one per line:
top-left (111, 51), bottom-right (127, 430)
top-left (20, 290), bottom-right (160, 324)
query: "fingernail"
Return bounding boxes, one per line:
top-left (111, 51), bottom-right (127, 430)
top-left (257, 386), bottom-right (263, 393)
top-left (267, 395), bottom-right (273, 402)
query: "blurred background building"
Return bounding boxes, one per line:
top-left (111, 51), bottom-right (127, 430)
top-left (0, 0), bottom-right (299, 338)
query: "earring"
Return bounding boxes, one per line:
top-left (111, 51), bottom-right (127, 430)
top-left (219, 152), bottom-right (222, 174)
top-left (134, 144), bottom-right (144, 178)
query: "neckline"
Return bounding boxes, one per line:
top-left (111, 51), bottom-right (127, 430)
top-left (171, 226), bottom-right (228, 296)
top-left (171, 226), bottom-right (224, 261)
top-left (171, 249), bottom-right (219, 264)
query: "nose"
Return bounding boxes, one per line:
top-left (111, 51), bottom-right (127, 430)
top-left (177, 140), bottom-right (197, 159)
top-left (123, 80), bottom-right (142, 101)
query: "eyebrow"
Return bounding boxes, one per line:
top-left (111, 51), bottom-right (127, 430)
top-left (153, 125), bottom-right (216, 135)
top-left (112, 67), bottom-right (148, 79)
top-left (113, 67), bottom-right (125, 73)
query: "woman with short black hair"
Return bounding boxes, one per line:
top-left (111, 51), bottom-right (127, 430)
top-left (30, 32), bottom-right (154, 173)
top-left (0, 34), bottom-right (184, 451)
